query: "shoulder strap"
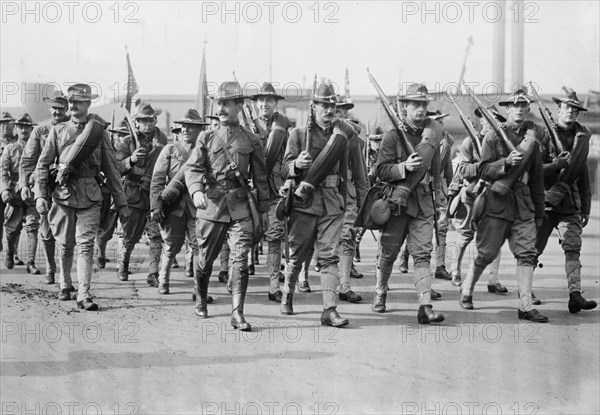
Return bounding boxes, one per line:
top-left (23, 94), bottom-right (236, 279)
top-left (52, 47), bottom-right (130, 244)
top-left (221, 137), bottom-right (252, 193)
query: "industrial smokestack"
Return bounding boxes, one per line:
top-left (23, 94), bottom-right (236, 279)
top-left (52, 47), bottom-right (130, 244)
top-left (491, 2), bottom-right (506, 93)
top-left (511, 1), bottom-right (525, 89)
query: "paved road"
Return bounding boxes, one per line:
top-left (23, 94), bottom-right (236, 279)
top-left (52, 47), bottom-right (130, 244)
top-left (1, 202), bottom-right (598, 415)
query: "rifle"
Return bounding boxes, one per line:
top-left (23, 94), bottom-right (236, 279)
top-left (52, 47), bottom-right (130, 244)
top-left (463, 83), bottom-right (516, 152)
top-left (447, 92), bottom-right (482, 158)
top-left (305, 74), bottom-right (317, 152)
top-left (528, 82), bottom-right (564, 154)
top-left (122, 108), bottom-right (141, 149)
top-left (366, 68), bottom-right (414, 156)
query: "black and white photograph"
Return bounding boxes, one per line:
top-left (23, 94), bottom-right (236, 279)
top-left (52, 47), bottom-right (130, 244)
top-left (1, 1), bottom-right (599, 414)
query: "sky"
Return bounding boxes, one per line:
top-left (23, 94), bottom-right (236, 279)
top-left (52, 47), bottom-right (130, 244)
top-left (1, 0), bottom-right (599, 107)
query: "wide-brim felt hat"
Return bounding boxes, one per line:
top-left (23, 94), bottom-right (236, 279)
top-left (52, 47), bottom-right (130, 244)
top-left (426, 110), bottom-right (449, 120)
top-left (336, 95), bottom-right (355, 110)
top-left (251, 82), bottom-right (284, 101)
top-left (312, 81), bottom-right (337, 104)
top-left (43, 90), bottom-right (68, 108)
top-left (211, 81), bottom-right (246, 101)
top-left (552, 91), bottom-right (588, 112)
top-left (133, 103), bottom-right (163, 119)
top-left (398, 83), bottom-right (433, 102)
top-left (498, 89), bottom-right (532, 107)
top-left (13, 113), bottom-right (37, 126)
top-left (0, 111), bottom-right (15, 123)
top-left (173, 108), bottom-right (209, 125)
top-left (67, 83), bottom-right (99, 101)
top-left (474, 104), bottom-right (507, 123)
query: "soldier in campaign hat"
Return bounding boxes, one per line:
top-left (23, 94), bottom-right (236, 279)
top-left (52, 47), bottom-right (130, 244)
top-left (250, 82), bottom-right (291, 303)
top-left (1, 113), bottom-right (38, 270)
top-left (0, 111), bottom-right (16, 254)
top-left (35, 83), bottom-right (129, 310)
top-left (372, 83), bottom-right (445, 324)
top-left (115, 103), bottom-right (167, 287)
top-left (278, 80), bottom-right (356, 327)
top-left (535, 90), bottom-right (596, 313)
top-left (19, 91), bottom-right (70, 282)
top-left (459, 88), bottom-right (548, 322)
top-left (150, 109), bottom-right (208, 294)
top-left (185, 81), bottom-right (270, 331)
top-left (448, 104), bottom-right (506, 291)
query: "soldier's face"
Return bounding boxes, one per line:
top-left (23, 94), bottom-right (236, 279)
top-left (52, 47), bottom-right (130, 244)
top-left (210, 119), bottom-right (220, 131)
top-left (314, 102), bottom-right (336, 126)
top-left (0, 122), bottom-right (14, 138)
top-left (335, 107), bottom-right (349, 119)
top-left (257, 97), bottom-right (277, 118)
top-left (506, 102), bottom-right (529, 123)
top-left (557, 103), bottom-right (579, 125)
top-left (216, 99), bottom-right (242, 125)
top-left (68, 99), bottom-right (91, 118)
top-left (49, 105), bottom-right (67, 122)
top-left (15, 125), bottom-right (32, 141)
top-left (180, 123), bottom-right (202, 144)
top-left (136, 118), bottom-right (157, 134)
top-left (404, 101), bottom-right (428, 123)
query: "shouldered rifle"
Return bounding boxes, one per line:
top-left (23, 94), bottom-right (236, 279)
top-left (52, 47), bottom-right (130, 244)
top-left (367, 68), bottom-right (414, 156)
top-left (463, 83), bottom-right (516, 152)
top-left (123, 108), bottom-right (141, 149)
top-left (528, 82), bottom-right (564, 154)
top-left (447, 92), bottom-right (482, 158)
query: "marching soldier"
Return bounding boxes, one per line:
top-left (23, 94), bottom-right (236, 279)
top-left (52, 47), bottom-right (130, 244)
top-left (115, 103), bottom-right (166, 286)
top-left (35, 83), bottom-right (129, 310)
top-left (334, 95), bottom-right (368, 303)
top-left (448, 104), bottom-right (507, 294)
top-left (1, 113), bottom-right (38, 270)
top-left (185, 81), bottom-right (270, 331)
top-left (95, 120), bottom-right (129, 269)
top-left (279, 81), bottom-right (354, 327)
top-left (150, 109), bottom-right (207, 294)
top-left (372, 83), bottom-right (445, 323)
top-left (535, 90), bottom-right (596, 313)
top-left (0, 112), bottom-right (17, 256)
top-left (19, 92), bottom-right (70, 283)
top-left (250, 82), bottom-right (291, 303)
top-left (459, 89), bottom-right (547, 322)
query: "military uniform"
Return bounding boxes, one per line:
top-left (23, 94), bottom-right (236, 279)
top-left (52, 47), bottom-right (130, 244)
top-left (1, 114), bottom-right (39, 271)
top-left (35, 83), bottom-right (128, 309)
top-left (459, 90), bottom-right (546, 321)
top-left (115, 104), bottom-right (167, 285)
top-left (535, 92), bottom-right (596, 313)
top-left (434, 129), bottom-right (454, 278)
top-left (185, 81), bottom-right (270, 331)
top-left (372, 83), bottom-right (444, 324)
top-left (0, 112), bottom-right (17, 255)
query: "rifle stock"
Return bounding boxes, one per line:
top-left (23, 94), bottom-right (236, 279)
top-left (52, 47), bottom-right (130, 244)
top-left (447, 93), bottom-right (482, 157)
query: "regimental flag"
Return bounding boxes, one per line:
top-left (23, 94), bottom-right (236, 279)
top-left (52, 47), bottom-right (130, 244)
top-left (123, 46), bottom-right (141, 112)
top-left (195, 41), bottom-right (209, 117)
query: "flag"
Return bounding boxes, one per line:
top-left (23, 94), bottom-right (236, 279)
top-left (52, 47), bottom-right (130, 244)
top-left (195, 41), bottom-right (209, 116)
top-left (123, 46), bottom-right (141, 112)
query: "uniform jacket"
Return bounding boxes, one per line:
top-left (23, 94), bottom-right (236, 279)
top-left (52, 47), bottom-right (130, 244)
top-left (347, 133), bottom-right (368, 208)
top-left (479, 120), bottom-right (545, 221)
top-left (257, 111), bottom-right (290, 198)
top-left (376, 118), bottom-right (442, 218)
top-left (0, 141), bottom-right (24, 194)
top-left (282, 119), bottom-right (351, 217)
top-left (440, 131), bottom-right (455, 187)
top-left (540, 122), bottom-right (591, 215)
top-left (150, 140), bottom-right (196, 218)
top-left (185, 123), bottom-right (270, 223)
top-left (35, 115), bottom-right (127, 209)
top-left (116, 128), bottom-right (167, 211)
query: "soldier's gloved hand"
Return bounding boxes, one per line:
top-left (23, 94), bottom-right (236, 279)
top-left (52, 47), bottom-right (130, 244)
top-left (1, 190), bottom-right (12, 204)
top-left (151, 208), bottom-right (165, 223)
top-left (405, 153), bottom-right (423, 172)
top-left (36, 198), bottom-right (49, 215)
top-left (505, 150), bottom-right (523, 167)
top-left (294, 151), bottom-right (312, 170)
top-left (161, 179), bottom-right (185, 204)
top-left (20, 186), bottom-right (33, 204)
top-left (118, 205), bottom-right (130, 223)
top-left (581, 214), bottom-right (589, 228)
top-left (553, 151), bottom-right (571, 170)
top-left (193, 191), bottom-right (207, 209)
top-left (130, 147), bottom-right (147, 165)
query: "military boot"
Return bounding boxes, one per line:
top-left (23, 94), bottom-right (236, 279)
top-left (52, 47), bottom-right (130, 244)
top-left (43, 240), bottom-right (56, 284)
top-left (194, 268), bottom-right (211, 318)
top-left (26, 232), bottom-right (41, 275)
top-left (13, 234), bottom-right (24, 265)
top-left (568, 291), bottom-right (598, 313)
top-left (4, 232), bottom-right (16, 269)
top-left (267, 242), bottom-right (283, 302)
top-left (118, 245), bottom-right (132, 281)
top-left (158, 252), bottom-right (174, 294)
top-left (231, 269), bottom-right (251, 331)
top-left (184, 250), bottom-right (194, 278)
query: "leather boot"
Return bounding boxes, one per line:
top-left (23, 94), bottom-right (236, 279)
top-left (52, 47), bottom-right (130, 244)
top-left (184, 249), bottom-right (194, 278)
top-left (4, 232), bottom-right (16, 269)
top-left (373, 266), bottom-right (392, 313)
top-left (194, 268), bottom-right (211, 318)
top-left (231, 269), bottom-right (251, 331)
top-left (95, 239), bottom-right (107, 269)
top-left (158, 252), bottom-right (174, 295)
top-left (43, 240), bottom-right (56, 284)
top-left (399, 246), bottom-right (409, 273)
top-left (450, 243), bottom-right (467, 287)
top-left (568, 291), bottom-right (598, 313)
top-left (267, 242), bottom-right (283, 301)
top-left (26, 232), bottom-right (40, 275)
top-left (118, 244), bottom-right (132, 281)
top-left (321, 307), bottom-right (349, 327)
top-left (58, 244), bottom-right (75, 292)
top-left (280, 293), bottom-right (294, 315)
top-left (460, 263), bottom-right (485, 308)
top-left (417, 305), bottom-right (445, 324)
